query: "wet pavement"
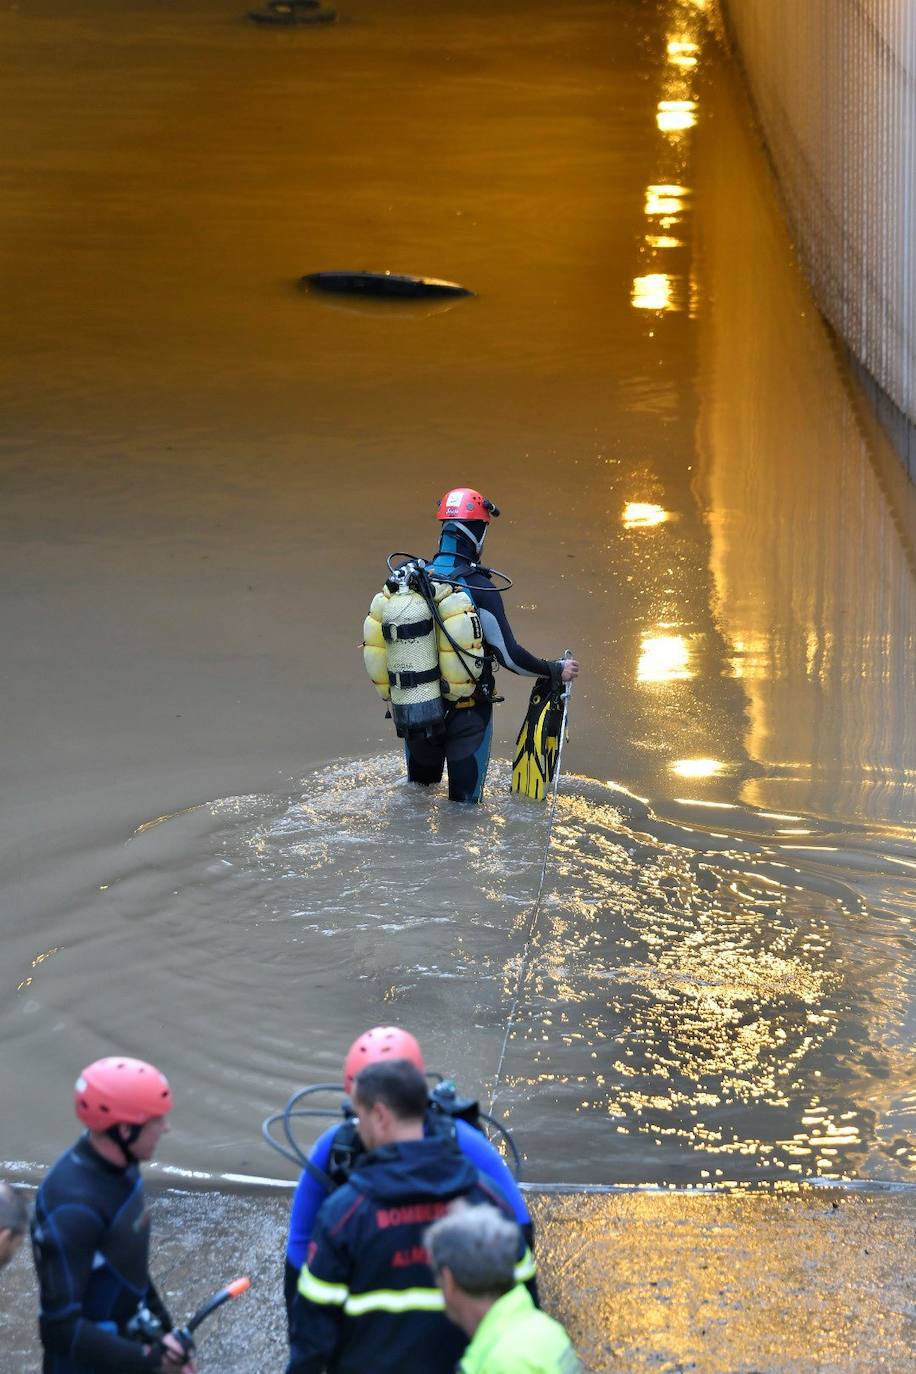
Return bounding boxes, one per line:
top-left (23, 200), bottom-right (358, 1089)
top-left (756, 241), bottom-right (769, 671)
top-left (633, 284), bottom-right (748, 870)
top-left (532, 1186), bottom-right (916, 1372)
top-left (2, 1183), bottom-right (914, 1372)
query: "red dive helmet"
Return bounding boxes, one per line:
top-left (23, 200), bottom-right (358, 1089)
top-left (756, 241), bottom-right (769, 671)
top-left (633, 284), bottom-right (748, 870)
top-left (74, 1056), bottom-right (173, 1131)
top-left (343, 1027), bottom-right (425, 1094)
top-left (436, 488), bottom-right (500, 523)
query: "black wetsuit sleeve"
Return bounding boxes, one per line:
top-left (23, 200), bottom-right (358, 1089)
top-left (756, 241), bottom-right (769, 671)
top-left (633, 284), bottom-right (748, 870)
top-left (473, 584), bottom-right (560, 680)
top-left (34, 1203), bottom-right (160, 1371)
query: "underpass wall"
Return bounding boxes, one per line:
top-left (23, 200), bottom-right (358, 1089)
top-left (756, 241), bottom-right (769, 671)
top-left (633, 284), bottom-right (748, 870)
top-left (720, 0), bottom-right (916, 475)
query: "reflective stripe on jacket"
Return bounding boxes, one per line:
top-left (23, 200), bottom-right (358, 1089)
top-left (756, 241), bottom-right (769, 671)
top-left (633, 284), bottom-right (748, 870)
top-left (298, 1248), bottom-right (536, 1315)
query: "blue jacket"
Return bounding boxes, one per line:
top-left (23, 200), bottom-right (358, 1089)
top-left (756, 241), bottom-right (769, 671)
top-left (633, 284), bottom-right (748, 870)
top-left (31, 1136), bottom-right (169, 1373)
top-left (286, 1137), bottom-right (534, 1374)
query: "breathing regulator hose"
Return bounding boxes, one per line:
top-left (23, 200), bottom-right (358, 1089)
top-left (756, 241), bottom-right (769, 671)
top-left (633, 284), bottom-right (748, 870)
top-left (262, 1079), bottom-right (524, 1185)
top-left (261, 1083), bottom-right (345, 1190)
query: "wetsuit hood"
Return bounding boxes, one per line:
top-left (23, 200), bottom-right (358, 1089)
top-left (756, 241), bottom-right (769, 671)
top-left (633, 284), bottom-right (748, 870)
top-left (348, 1137), bottom-right (479, 1201)
top-left (438, 520), bottom-right (488, 561)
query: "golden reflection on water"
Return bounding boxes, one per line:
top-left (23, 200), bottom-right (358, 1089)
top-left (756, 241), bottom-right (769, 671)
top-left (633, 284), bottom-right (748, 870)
top-left (667, 39), bottom-right (699, 70)
top-left (631, 273), bottom-right (677, 312)
top-left (637, 633), bottom-right (694, 682)
top-left (670, 758), bottom-right (724, 778)
top-left (501, 780), bottom-right (893, 1183)
top-left (622, 502), bottom-right (671, 528)
top-left (645, 234), bottom-right (683, 250)
top-left (644, 184), bottom-right (690, 218)
top-left (632, 3), bottom-right (703, 318)
top-left (657, 100), bottom-right (697, 133)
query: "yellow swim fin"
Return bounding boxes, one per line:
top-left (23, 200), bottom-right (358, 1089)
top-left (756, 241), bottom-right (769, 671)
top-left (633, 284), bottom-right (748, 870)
top-left (511, 677), bottom-right (566, 800)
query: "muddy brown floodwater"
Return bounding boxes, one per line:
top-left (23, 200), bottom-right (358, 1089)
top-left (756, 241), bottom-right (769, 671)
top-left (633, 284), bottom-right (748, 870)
top-left (1, 0), bottom-right (914, 1271)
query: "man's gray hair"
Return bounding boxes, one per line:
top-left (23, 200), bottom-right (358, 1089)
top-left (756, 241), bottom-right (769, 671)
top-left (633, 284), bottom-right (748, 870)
top-left (424, 1203), bottom-right (519, 1297)
top-left (0, 1181), bottom-right (29, 1236)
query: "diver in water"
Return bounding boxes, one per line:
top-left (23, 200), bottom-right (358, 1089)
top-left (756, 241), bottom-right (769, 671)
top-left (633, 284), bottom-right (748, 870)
top-left (364, 488), bottom-right (579, 804)
top-left (281, 1026), bottom-right (534, 1325)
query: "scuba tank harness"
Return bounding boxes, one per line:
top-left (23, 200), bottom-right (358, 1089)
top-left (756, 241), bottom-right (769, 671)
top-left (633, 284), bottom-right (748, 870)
top-left (363, 560), bottom-right (485, 738)
top-left (262, 1074), bottom-right (522, 1189)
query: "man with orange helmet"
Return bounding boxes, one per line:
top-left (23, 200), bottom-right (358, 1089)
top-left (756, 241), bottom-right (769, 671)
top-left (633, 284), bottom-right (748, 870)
top-left (283, 1027), bottom-right (533, 1322)
top-left (31, 1057), bottom-right (195, 1373)
top-left (405, 489), bottom-right (578, 803)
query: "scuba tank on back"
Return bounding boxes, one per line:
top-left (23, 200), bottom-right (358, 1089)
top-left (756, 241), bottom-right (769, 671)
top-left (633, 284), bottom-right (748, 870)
top-left (362, 562), bottom-right (484, 738)
top-left (435, 585), bottom-right (483, 699)
top-left (382, 581), bottom-right (444, 739)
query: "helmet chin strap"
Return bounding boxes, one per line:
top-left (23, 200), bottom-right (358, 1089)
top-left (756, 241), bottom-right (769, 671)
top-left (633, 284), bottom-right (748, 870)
top-left (441, 520), bottom-right (488, 557)
top-left (106, 1122), bottom-right (143, 1164)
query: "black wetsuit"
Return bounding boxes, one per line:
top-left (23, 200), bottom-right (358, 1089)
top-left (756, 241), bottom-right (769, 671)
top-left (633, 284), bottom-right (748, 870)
top-left (31, 1135), bottom-right (170, 1373)
top-left (406, 528), bottom-right (559, 803)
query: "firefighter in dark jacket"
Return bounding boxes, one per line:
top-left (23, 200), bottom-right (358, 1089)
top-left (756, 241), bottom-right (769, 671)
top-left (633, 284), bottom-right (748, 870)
top-left (286, 1059), bottom-right (534, 1374)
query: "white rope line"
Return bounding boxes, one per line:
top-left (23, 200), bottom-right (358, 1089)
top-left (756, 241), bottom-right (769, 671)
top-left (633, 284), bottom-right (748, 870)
top-left (489, 669), bottom-right (574, 1112)
top-left (4, 1159), bottom-right (912, 1196)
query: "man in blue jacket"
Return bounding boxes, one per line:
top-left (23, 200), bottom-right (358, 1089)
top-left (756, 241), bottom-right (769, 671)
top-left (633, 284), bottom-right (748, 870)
top-left (286, 1059), bottom-right (534, 1374)
top-left (283, 1025), bottom-right (534, 1322)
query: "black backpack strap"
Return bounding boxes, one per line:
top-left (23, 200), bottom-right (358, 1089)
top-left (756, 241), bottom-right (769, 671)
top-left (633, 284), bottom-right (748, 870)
top-left (327, 1117), bottom-right (368, 1187)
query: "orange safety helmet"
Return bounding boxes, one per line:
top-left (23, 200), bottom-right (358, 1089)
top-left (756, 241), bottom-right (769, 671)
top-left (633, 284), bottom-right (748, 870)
top-left (436, 488), bottom-right (500, 523)
top-left (343, 1026), bottom-right (426, 1094)
top-left (74, 1056), bottom-right (173, 1131)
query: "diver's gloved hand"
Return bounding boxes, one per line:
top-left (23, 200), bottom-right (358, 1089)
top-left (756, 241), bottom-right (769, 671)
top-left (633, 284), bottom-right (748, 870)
top-left (558, 658), bottom-right (579, 684)
top-left (150, 1332), bottom-right (198, 1372)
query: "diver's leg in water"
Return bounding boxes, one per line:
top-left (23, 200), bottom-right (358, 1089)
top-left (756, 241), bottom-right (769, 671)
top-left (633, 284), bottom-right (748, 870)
top-left (405, 733), bottom-right (446, 787)
top-left (445, 704), bottom-right (493, 804)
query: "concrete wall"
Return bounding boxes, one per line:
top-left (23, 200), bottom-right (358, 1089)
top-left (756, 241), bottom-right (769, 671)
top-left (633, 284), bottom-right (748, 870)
top-left (721, 0), bottom-right (916, 474)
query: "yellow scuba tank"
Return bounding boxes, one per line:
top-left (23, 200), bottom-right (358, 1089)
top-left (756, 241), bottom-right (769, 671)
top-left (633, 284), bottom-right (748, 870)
top-left (435, 584), bottom-right (484, 700)
top-left (362, 567), bottom-right (485, 734)
top-left (383, 583), bottom-right (444, 737)
top-left (362, 591), bottom-right (391, 701)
